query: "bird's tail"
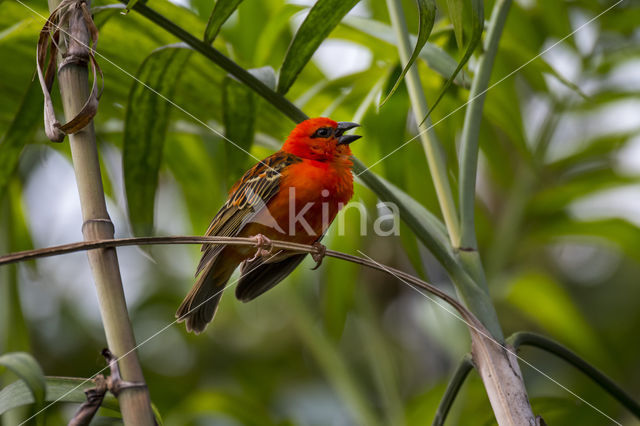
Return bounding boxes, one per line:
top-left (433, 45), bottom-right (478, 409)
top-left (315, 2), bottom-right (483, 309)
top-left (176, 256), bottom-right (237, 334)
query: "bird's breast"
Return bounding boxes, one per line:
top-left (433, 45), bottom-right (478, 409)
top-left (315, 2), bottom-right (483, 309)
top-left (246, 159), bottom-right (353, 242)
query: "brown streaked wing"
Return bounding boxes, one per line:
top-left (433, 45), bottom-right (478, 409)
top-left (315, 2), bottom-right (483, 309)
top-left (195, 151), bottom-right (301, 276)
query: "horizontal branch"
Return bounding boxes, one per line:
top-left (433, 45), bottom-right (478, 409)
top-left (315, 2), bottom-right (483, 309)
top-left (0, 235), bottom-right (486, 331)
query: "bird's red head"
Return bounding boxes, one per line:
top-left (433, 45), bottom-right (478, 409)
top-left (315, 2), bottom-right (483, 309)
top-left (282, 117), bottom-right (361, 162)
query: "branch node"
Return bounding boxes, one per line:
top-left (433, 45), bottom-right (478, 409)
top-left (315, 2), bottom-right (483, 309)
top-left (457, 246), bottom-right (477, 252)
top-left (82, 218), bottom-right (115, 236)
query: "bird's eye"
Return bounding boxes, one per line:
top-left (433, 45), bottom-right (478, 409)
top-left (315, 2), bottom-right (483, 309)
top-left (312, 127), bottom-right (332, 138)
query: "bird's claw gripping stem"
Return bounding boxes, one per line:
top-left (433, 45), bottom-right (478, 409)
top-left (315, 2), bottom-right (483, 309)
top-left (310, 242), bottom-right (326, 270)
top-left (249, 234), bottom-right (274, 262)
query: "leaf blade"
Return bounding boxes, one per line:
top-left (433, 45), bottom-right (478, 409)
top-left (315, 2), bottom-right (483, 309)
top-left (123, 44), bottom-right (192, 236)
top-left (380, 0), bottom-right (436, 106)
top-left (341, 15), bottom-right (469, 87)
top-left (222, 74), bottom-right (256, 188)
top-left (203, 0), bottom-right (244, 44)
top-left (421, 0), bottom-right (484, 123)
top-left (0, 376), bottom-right (119, 415)
top-left (0, 77), bottom-right (42, 199)
top-left (277, 0), bottom-right (361, 94)
top-left (447, 0), bottom-right (464, 49)
top-left (0, 352), bottom-right (46, 413)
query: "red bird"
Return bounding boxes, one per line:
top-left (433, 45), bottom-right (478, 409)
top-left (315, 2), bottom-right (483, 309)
top-left (177, 117), bottom-right (361, 333)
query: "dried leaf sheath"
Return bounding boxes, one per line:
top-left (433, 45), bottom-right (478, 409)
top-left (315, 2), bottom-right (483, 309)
top-left (36, 0), bottom-right (103, 142)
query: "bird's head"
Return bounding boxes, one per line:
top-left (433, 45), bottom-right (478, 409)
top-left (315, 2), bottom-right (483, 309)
top-left (282, 117), bottom-right (361, 162)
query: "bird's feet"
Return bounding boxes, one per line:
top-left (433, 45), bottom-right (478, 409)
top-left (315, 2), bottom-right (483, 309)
top-left (310, 242), bottom-right (327, 270)
top-left (249, 234), bottom-right (274, 262)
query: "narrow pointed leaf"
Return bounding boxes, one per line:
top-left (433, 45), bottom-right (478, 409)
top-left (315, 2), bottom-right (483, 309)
top-left (0, 78), bottom-right (42, 199)
top-left (222, 75), bottom-right (256, 188)
top-left (0, 352), bottom-right (45, 413)
top-left (421, 0), bottom-right (484, 124)
top-left (221, 66), bottom-right (275, 188)
top-left (277, 0), bottom-right (361, 94)
top-left (342, 16), bottom-right (469, 87)
top-left (204, 0), bottom-right (244, 44)
top-left (123, 44), bottom-right (192, 236)
top-left (380, 0), bottom-right (436, 106)
top-left (447, 0), bottom-right (464, 49)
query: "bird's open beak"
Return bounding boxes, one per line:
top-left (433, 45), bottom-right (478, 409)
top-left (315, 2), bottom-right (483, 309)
top-left (336, 122), bottom-right (362, 145)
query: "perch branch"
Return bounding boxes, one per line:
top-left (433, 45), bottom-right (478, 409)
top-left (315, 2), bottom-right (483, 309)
top-left (0, 235), bottom-right (484, 330)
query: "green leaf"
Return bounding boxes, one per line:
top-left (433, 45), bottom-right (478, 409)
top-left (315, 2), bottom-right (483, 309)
top-left (0, 376), bottom-right (119, 416)
top-left (277, 0), bottom-right (361, 94)
top-left (446, 0), bottom-right (464, 49)
top-left (0, 352), bottom-right (45, 414)
top-left (0, 77), bottom-right (42, 199)
top-left (380, 0), bottom-right (436, 106)
top-left (91, 4), bottom-right (127, 28)
top-left (421, 0), bottom-right (484, 123)
top-left (123, 44), bottom-right (192, 236)
top-left (204, 0), bottom-right (244, 44)
top-left (123, 1), bottom-right (308, 123)
top-left (505, 271), bottom-right (607, 364)
top-left (342, 16), bottom-right (469, 87)
top-left (222, 74), bottom-right (256, 189)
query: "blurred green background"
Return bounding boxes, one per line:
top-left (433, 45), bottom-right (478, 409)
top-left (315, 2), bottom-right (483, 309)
top-left (1, 0), bottom-right (640, 424)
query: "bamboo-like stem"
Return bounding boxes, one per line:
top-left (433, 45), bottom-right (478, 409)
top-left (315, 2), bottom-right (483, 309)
top-left (458, 0), bottom-right (512, 250)
top-left (45, 0), bottom-right (154, 424)
top-left (385, 0), bottom-right (461, 246)
top-left (456, 0), bottom-right (512, 293)
top-left (470, 335), bottom-right (536, 425)
top-left (456, 0), bottom-right (512, 294)
top-left (509, 332), bottom-right (640, 419)
top-left (385, 0), bottom-right (503, 340)
top-left (384, 0), bottom-right (502, 333)
top-left (432, 354), bottom-right (474, 426)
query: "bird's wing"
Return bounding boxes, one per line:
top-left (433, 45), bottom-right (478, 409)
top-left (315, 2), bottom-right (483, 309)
top-left (195, 151), bottom-right (301, 276)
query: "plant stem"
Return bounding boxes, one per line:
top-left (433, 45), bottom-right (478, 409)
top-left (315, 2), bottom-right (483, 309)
top-left (457, 0), bottom-right (512, 292)
top-left (509, 332), bottom-right (640, 419)
top-left (46, 0), bottom-right (154, 423)
top-left (458, 0), bottom-right (512, 250)
top-left (385, 0), bottom-right (461, 247)
top-left (432, 354), bottom-right (473, 426)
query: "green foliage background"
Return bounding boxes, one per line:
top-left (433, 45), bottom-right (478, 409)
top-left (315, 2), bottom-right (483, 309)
top-left (1, 0), bottom-right (640, 424)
